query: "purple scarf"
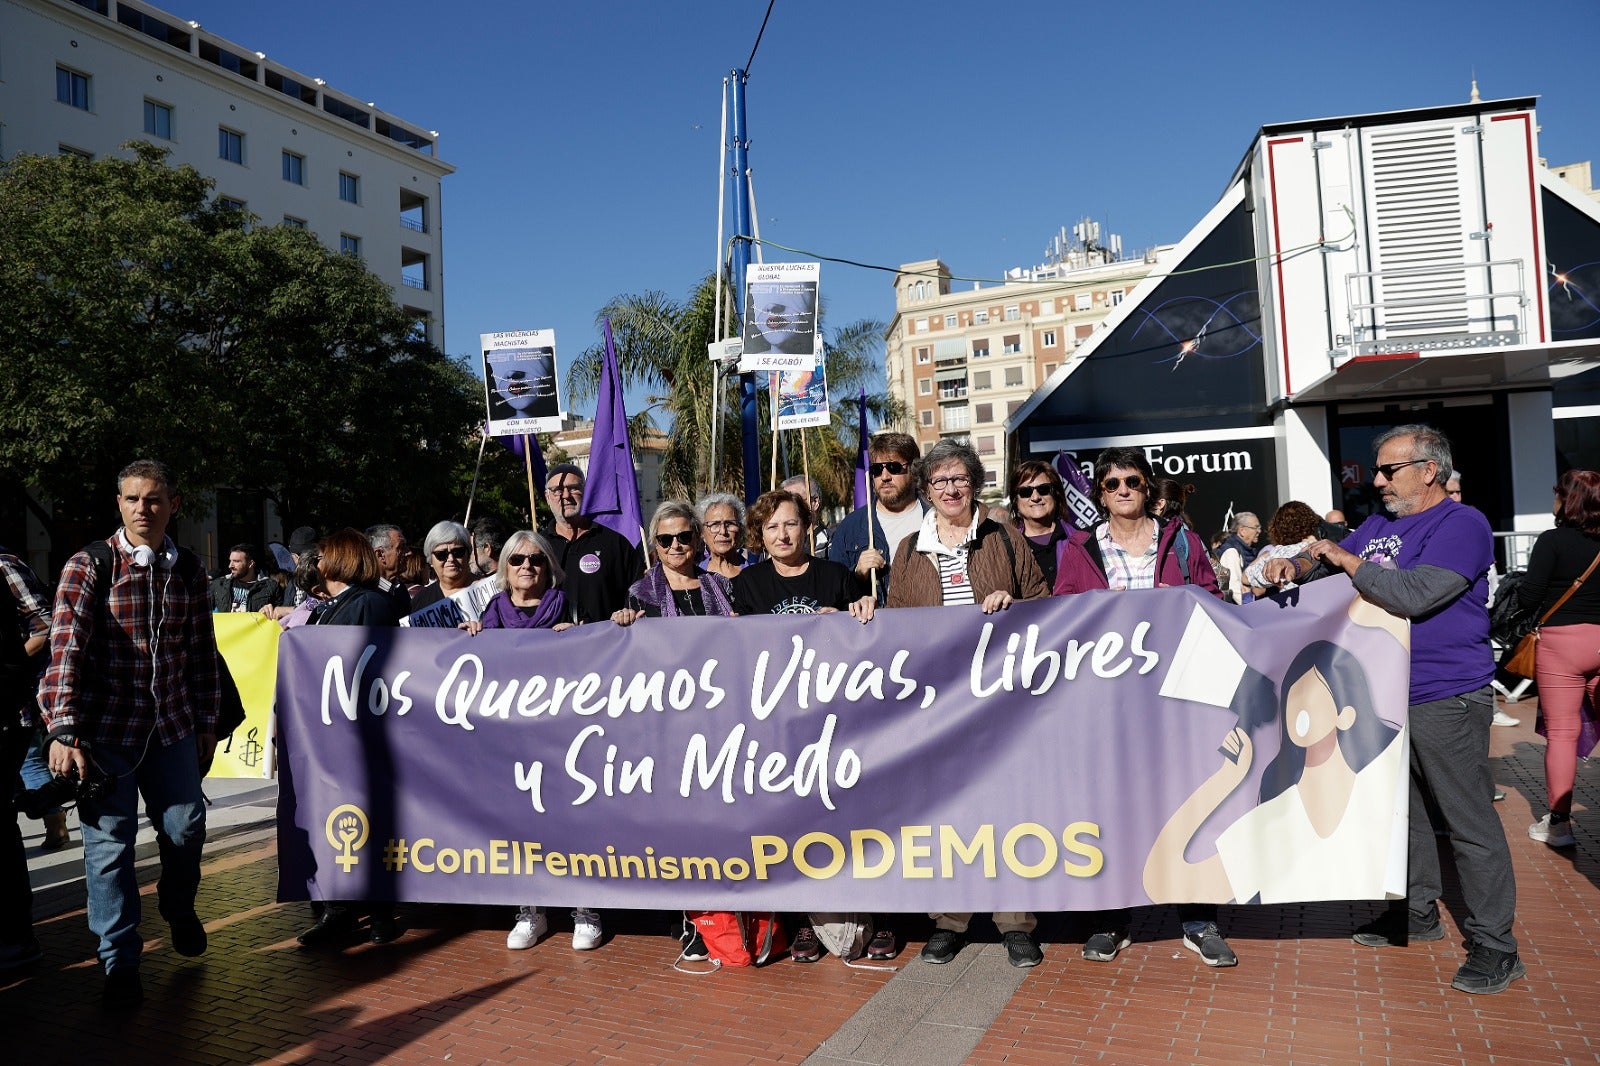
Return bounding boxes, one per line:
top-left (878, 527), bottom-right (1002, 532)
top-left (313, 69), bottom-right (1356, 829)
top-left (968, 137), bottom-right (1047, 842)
top-left (630, 564), bottom-right (735, 617)
top-left (479, 588), bottom-right (569, 629)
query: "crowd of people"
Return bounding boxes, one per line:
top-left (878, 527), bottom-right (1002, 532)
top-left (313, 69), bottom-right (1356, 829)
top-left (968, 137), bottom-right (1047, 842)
top-left (7, 423), bottom-right (1590, 1007)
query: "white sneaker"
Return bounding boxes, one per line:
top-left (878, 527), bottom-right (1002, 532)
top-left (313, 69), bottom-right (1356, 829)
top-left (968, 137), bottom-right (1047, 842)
top-left (507, 906), bottom-right (547, 950)
top-left (572, 908), bottom-right (602, 950)
top-left (1529, 814), bottom-right (1576, 848)
top-left (1493, 710), bottom-right (1521, 727)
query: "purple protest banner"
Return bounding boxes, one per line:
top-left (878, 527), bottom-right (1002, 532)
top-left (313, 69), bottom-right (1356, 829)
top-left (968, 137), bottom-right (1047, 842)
top-left (276, 578), bottom-right (1410, 912)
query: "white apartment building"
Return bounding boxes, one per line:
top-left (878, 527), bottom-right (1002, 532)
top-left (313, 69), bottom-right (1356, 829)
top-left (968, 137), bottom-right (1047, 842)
top-left (0, 0), bottom-right (452, 343)
top-left (885, 237), bottom-right (1169, 497)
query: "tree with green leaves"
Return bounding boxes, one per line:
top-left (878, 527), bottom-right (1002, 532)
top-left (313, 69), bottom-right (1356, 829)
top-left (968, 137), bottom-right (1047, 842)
top-left (565, 274), bottom-right (904, 507)
top-left (0, 143), bottom-right (483, 561)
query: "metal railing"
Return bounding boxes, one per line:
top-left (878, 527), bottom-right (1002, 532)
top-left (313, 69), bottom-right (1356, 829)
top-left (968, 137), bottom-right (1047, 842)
top-left (400, 215), bottom-right (427, 233)
top-left (1343, 258), bottom-right (1527, 352)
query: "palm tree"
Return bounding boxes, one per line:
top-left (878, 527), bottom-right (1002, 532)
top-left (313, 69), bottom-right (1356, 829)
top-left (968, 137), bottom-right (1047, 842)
top-left (567, 274), bottom-right (905, 507)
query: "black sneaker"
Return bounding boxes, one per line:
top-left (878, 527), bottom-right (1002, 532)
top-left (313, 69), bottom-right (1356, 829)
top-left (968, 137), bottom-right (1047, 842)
top-left (1082, 931), bottom-right (1131, 962)
top-left (865, 928), bottom-right (898, 960)
top-left (1003, 930), bottom-right (1043, 968)
top-left (1351, 913), bottom-right (1445, 948)
top-left (790, 926), bottom-right (822, 963)
top-left (1451, 943), bottom-right (1526, 994)
top-left (103, 967), bottom-right (144, 1011)
top-left (1182, 923), bottom-right (1238, 967)
top-left (160, 901), bottom-right (207, 958)
top-left (679, 929), bottom-right (709, 962)
top-left (919, 928), bottom-right (963, 965)
top-left (0, 938), bottom-right (43, 970)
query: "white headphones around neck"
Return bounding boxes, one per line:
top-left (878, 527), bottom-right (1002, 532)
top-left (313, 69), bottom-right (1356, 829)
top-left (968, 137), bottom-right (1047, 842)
top-left (118, 529), bottom-right (176, 569)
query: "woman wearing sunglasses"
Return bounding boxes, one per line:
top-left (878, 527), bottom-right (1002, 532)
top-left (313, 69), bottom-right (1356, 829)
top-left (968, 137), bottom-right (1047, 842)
top-left (1052, 447), bottom-right (1233, 970)
top-left (611, 501), bottom-right (736, 625)
top-left (1008, 460), bottom-right (1074, 588)
top-left (462, 529), bottom-right (588, 952)
top-left (407, 521), bottom-right (476, 613)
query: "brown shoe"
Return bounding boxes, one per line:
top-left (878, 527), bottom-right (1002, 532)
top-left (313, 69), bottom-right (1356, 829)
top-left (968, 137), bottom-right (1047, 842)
top-left (41, 811), bottom-right (70, 851)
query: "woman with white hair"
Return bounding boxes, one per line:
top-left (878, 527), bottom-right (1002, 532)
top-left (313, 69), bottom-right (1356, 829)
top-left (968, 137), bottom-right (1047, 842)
top-left (612, 501), bottom-right (736, 624)
top-left (697, 492), bottom-right (750, 580)
top-left (407, 520), bottom-right (474, 612)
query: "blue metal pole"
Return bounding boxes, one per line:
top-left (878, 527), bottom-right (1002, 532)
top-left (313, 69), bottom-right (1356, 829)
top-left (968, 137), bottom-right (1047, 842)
top-left (729, 68), bottom-right (760, 505)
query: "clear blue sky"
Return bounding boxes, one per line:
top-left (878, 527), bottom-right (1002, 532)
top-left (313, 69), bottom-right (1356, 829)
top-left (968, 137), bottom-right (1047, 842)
top-left (176, 0), bottom-right (1599, 420)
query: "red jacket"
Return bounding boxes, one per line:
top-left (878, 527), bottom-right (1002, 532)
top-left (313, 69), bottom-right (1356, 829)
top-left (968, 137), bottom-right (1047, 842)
top-left (1052, 519), bottom-right (1223, 598)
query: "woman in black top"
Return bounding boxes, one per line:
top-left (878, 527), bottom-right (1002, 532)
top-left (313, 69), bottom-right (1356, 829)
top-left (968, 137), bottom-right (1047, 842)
top-left (1008, 460), bottom-right (1073, 588)
top-left (732, 490), bottom-right (872, 620)
top-left (297, 529), bottom-right (401, 947)
top-left (1517, 469), bottom-right (1600, 848)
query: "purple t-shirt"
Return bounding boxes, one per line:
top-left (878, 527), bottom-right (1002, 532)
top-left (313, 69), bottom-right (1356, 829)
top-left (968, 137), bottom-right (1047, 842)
top-left (1341, 499), bottom-right (1494, 704)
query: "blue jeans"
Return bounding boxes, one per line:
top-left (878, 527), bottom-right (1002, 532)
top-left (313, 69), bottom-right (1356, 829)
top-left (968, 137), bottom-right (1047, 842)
top-left (78, 733), bottom-right (206, 973)
top-left (19, 730), bottom-right (54, 792)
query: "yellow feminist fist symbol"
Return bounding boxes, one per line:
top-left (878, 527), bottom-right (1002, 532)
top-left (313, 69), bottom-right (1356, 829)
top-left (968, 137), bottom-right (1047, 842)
top-left (324, 804), bottom-right (370, 873)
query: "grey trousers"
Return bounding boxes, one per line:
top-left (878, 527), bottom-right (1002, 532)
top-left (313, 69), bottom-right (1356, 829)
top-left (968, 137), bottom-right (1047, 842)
top-left (1406, 686), bottom-right (1517, 953)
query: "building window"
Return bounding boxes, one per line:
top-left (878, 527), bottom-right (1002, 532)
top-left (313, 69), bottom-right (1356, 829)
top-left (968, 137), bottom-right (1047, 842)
top-left (918, 378), bottom-right (932, 396)
top-left (339, 171), bottom-right (360, 204)
top-left (974, 403), bottom-right (994, 423)
top-left (1003, 335), bottom-right (1022, 354)
top-left (985, 469), bottom-right (999, 487)
top-left (283, 216), bottom-right (307, 229)
top-left (1004, 306), bottom-right (1020, 321)
top-left (914, 317), bottom-right (928, 333)
top-left (973, 310), bottom-right (989, 325)
top-left (339, 233), bottom-right (361, 256)
top-left (143, 99), bottom-right (173, 139)
top-left (1044, 362), bottom-right (1057, 377)
top-left (218, 197), bottom-right (246, 212)
top-left (218, 127), bottom-right (244, 164)
top-left (56, 67), bottom-right (90, 110)
top-left (973, 370), bottom-right (992, 390)
top-left (920, 410), bottom-right (934, 427)
top-left (1076, 293), bottom-right (1091, 310)
top-left (1042, 330), bottom-right (1057, 347)
top-left (1111, 290), bottom-right (1125, 305)
top-left (972, 340), bottom-right (990, 358)
top-left (282, 151), bottom-right (305, 185)
top-left (1007, 399), bottom-right (1024, 417)
top-left (916, 347), bottom-right (931, 364)
top-left (1004, 367), bottom-right (1024, 387)
top-left (977, 436), bottom-right (996, 456)
top-left (944, 314), bottom-right (957, 329)
top-left (58, 144), bottom-right (93, 160)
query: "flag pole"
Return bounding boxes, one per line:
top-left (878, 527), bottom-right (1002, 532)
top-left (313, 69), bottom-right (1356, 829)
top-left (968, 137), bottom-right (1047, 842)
top-left (800, 428), bottom-right (814, 555)
top-left (522, 434), bottom-right (537, 526)
top-left (464, 430), bottom-right (489, 526)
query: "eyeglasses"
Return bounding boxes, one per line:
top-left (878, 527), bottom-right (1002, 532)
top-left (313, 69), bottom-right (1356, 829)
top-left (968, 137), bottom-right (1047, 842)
top-left (655, 530), bottom-right (696, 548)
top-left (547, 483), bottom-right (583, 497)
top-left (928, 475), bottom-right (971, 491)
top-left (869, 461), bottom-right (908, 477)
top-left (704, 520), bottom-right (741, 531)
top-left (1373, 459), bottom-right (1427, 481)
top-left (431, 546), bottom-right (469, 562)
top-left (1100, 475), bottom-right (1145, 492)
top-left (1013, 484), bottom-right (1053, 500)
top-left (506, 553), bottom-right (546, 568)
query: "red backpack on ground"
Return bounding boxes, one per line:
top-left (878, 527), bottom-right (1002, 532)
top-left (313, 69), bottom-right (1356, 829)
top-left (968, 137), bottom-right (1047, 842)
top-left (685, 911), bottom-right (786, 967)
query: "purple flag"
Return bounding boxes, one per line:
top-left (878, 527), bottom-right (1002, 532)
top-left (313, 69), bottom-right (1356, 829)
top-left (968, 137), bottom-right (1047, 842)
top-left (493, 433), bottom-right (547, 495)
top-left (853, 388), bottom-right (871, 509)
top-left (1053, 449), bottom-right (1101, 531)
top-left (581, 318), bottom-right (643, 545)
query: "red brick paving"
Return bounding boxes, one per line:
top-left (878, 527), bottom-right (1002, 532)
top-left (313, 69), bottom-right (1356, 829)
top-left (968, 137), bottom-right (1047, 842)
top-left (969, 701), bottom-right (1600, 1065)
top-left (6, 696), bottom-right (1599, 1064)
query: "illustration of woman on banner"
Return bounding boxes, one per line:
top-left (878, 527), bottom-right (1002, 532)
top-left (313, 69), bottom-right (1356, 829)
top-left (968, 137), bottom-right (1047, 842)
top-left (1143, 636), bottom-right (1408, 905)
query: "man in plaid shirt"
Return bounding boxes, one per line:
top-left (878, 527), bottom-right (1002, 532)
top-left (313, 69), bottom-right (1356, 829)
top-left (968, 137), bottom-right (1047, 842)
top-left (38, 459), bottom-right (221, 1009)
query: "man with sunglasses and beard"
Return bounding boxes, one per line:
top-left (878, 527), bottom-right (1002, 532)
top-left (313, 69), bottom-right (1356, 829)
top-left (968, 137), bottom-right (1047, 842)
top-left (542, 463), bottom-right (644, 624)
top-left (826, 433), bottom-right (927, 605)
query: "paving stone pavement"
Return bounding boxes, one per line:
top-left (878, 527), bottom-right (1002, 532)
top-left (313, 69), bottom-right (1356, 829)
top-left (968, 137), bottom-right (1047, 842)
top-left (5, 699), bottom-right (1600, 1065)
